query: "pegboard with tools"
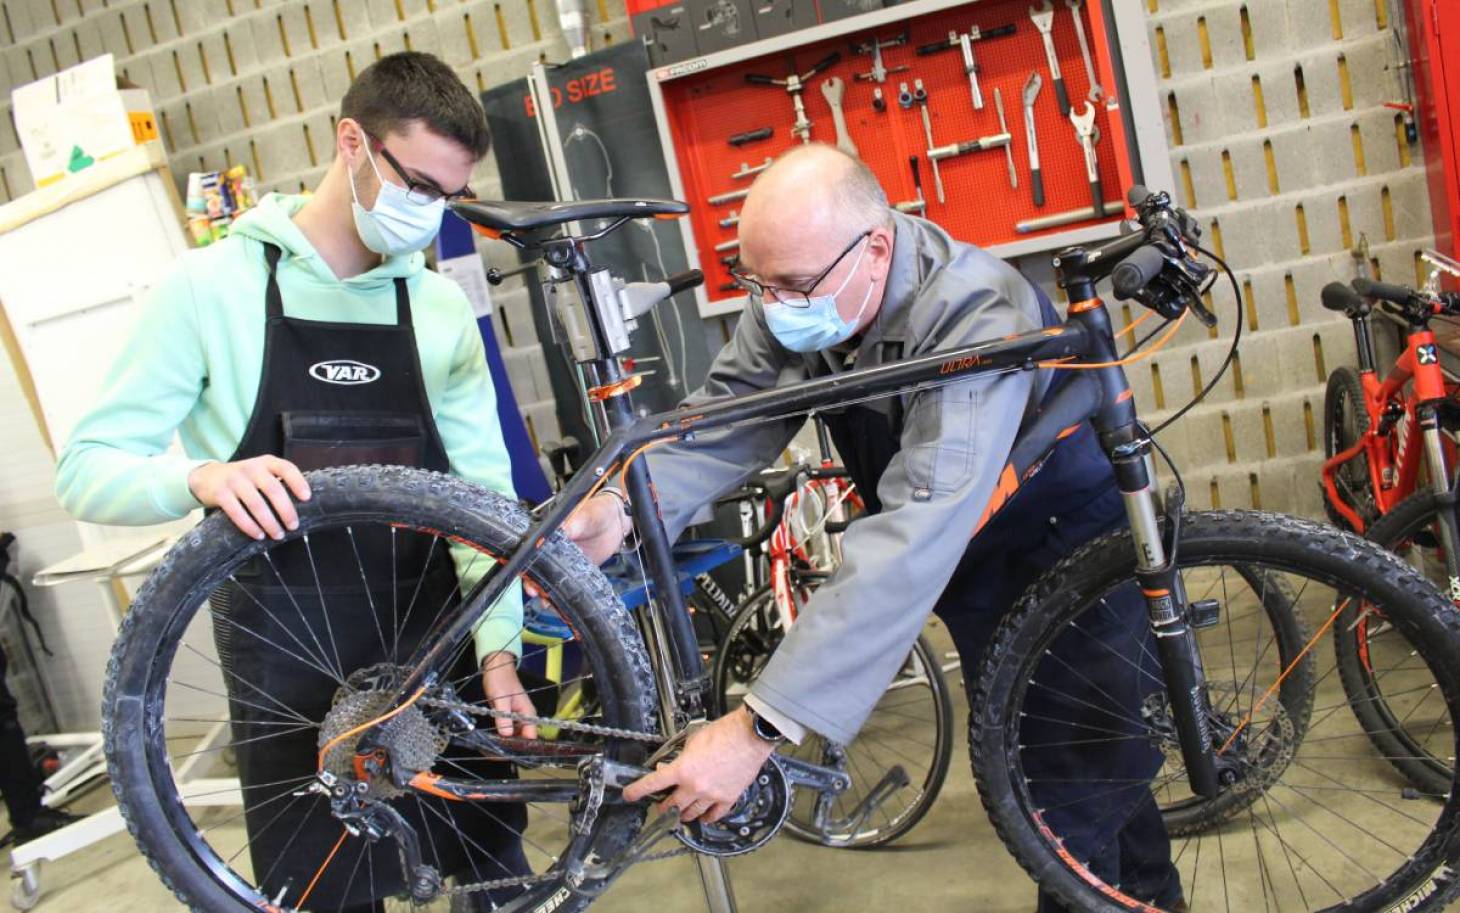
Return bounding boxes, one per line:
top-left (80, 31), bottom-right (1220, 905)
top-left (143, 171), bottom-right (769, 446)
top-left (645, 0), bottom-right (1173, 315)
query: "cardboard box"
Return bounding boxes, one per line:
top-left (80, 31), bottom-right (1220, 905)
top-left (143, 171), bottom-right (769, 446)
top-left (750, 0), bottom-right (817, 39)
top-left (632, 5), bottom-right (702, 66)
top-left (11, 55), bottom-right (157, 190)
top-left (686, 0), bottom-right (759, 56)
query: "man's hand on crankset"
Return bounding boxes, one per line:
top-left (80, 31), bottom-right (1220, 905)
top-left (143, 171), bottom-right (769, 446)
top-left (622, 706), bottom-right (776, 824)
top-left (188, 456), bottom-right (311, 541)
top-left (482, 652), bottom-right (538, 740)
top-left (561, 492), bottom-right (632, 566)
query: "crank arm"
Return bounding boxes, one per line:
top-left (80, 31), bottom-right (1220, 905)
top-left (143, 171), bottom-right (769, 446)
top-left (776, 754), bottom-right (852, 795)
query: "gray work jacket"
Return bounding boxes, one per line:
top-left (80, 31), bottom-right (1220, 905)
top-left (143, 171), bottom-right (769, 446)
top-left (645, 211), bottom-right (1053, 745)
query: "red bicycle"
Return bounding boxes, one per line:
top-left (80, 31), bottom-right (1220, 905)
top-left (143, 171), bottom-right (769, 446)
top-left (709, 418), bottom-right (955, 849)
top-left (1321, 250), bottom-right (1460, 795)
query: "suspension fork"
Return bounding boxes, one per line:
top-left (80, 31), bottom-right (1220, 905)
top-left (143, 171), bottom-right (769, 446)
top-left (1067, 298), bottom-right (1221, 797)
top-left (1111, 443), bottom-right (1221, 798)
top-left (1418, 404), bottom-right (1460, 602)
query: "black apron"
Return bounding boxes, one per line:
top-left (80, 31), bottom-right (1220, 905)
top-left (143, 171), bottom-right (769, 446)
top-left (212, 243), bottom-right (525, 910)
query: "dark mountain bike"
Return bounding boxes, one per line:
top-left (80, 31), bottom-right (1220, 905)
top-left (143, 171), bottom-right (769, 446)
top-left (104, 189), bottom-right (1460, 912)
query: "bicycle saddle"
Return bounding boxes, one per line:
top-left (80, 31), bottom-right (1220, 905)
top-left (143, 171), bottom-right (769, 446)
top-left (449, 198), bottom-right (688, 235)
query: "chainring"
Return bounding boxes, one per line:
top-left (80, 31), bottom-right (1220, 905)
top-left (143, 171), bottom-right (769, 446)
top-left (675, 756), bottom-right (792, 857)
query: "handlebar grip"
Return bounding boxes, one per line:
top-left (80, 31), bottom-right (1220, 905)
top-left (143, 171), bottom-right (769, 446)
top-left (1127, 185), bottom-right (1152, 207)
top-left (1352, 277), bottom-right (1414, 305)
top-left (807, 52), bottom-right (841, 74)
top-left (745, 74), bottom-right (777, 85)
top-left (1320, 281), bottom-right (1363, 314)
top-left (665, 270), bottom-right (704, 296)
top-left (1111, 246), bottom-right (1168, 301)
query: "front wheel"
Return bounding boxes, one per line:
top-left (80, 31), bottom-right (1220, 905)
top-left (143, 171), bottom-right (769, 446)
top-left (973, 510), bottom-right (1460, 913)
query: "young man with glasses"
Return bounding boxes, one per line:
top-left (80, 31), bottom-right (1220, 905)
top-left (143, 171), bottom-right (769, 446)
top-left (56, 52), bottom-right (532, 911)
top-left (567, 143), bottom-right (1185, 912)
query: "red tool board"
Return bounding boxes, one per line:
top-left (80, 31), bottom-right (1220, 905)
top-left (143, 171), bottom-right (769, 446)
top-left (652, 0), bottom-right (1138, 304)
top-left (1403, 0), bottom-right (1460, 259)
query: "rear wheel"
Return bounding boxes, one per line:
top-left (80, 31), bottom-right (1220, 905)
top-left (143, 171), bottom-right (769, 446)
top-left (1342, 488), bottom-right (1457, 797)
top-left (104, 466), bottom-right (656, 913)
top-left (973, 510), bottom-right (1460, 913)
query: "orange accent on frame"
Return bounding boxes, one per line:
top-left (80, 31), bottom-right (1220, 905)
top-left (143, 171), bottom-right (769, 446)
top-left (587, 374), bottom-right (645, 402)
top-left (972, 464), bottom-right (1020, 537)
top-left (1068, 298), bottom-right (1102, 314)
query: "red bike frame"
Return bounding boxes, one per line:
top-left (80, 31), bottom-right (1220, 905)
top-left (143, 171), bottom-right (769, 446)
top-left (1321, 324), bottom-right (1456, 533)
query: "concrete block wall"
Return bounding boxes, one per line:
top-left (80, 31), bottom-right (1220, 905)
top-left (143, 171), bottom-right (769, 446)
top-left (0, 0), bottom-right (640, 446)
top-left (1129, 0), bottom-right (1436, 518)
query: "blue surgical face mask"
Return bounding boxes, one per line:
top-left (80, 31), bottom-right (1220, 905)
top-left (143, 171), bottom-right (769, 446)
top-left (349, 142), bottom-right (446, 256)
top-left (763, 239), bottom-right (874, 353)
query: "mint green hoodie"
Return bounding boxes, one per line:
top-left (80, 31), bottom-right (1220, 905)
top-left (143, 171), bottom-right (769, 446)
top-left (55, 193), bottom-right (522, 659)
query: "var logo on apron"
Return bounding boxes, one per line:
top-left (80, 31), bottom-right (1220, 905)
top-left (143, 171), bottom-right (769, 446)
top-left (309, 359), bottom-right (382, 385)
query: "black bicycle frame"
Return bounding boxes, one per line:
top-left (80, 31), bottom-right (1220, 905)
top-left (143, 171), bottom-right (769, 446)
top-left (388, 228), bottom-right (1223, 797)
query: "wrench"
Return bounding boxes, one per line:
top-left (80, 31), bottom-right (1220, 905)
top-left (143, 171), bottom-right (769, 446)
top-left (1069, 101), bottom-right (1103, 218)
top-left (993, 87), bottom-right (1017, 189)
top-left (1022, 71), bottom-right (1044, 207)
top-left (1029, 0), bottom-right (1070, 116)
top-left (1066, 0), bottom-right (1104, 102)
top-left (820, 76), bottom-right (859, 158)
top-left (912, 79), bottom-right (944, 205)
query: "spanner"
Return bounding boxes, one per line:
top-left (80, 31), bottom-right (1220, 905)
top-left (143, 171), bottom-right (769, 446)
top-left (1069, 101), bottom-right (1103, 218)
top-left (1066, 0), bottom-right (1104, 102)
top-left (1021, 71), bottom-right (1045, 207)
top-left (912, 79), bottom-right (945, 204)
top-left (1029, 0), bottom-right (1070, 116)
top-left (993, 87), bottom-right (1017, 189)
top-left (820, 76), bottom-right (859, 158)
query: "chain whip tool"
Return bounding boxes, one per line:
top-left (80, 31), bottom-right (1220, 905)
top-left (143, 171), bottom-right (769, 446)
top-left (1022, 71), bottom-right (1044, 207)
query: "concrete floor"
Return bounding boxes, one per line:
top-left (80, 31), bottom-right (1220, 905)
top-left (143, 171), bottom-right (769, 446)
top-left (9, 623), bottom-right (1042, 913)
top-left (13, 582), bottom-right (1453, 913)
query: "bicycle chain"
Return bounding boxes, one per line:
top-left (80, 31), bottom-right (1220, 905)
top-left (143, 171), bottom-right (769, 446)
top-left (419, 696), bottom-right (665, 743)
top-left (417, 694), bottom-right (694, 899)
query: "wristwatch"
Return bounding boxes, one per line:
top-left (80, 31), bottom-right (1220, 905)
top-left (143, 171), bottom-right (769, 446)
top-left (745, 706), bottom-right (787, 745)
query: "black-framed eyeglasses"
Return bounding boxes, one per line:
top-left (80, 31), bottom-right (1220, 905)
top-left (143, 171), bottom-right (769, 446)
top-left (731, 230), bottom-right (871, 306)
top-left (370, 135), bottom-right (474, 205)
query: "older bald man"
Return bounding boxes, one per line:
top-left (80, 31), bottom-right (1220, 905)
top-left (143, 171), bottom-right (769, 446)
top-left (566, 145), bottom-right (1182, 911)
